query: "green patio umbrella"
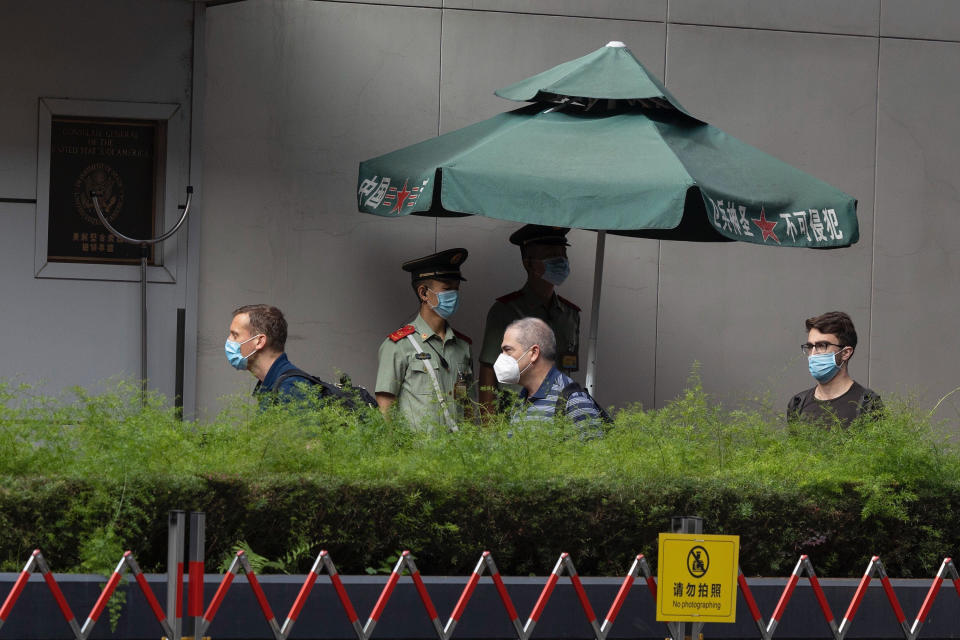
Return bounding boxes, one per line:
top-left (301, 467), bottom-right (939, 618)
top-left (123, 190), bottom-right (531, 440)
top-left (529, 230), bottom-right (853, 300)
top-left (357, 42), bottom-right (859, 394)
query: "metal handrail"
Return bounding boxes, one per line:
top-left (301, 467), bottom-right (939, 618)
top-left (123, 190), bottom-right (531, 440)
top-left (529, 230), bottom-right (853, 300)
top-left (90, 186), bottom-right (193, 403)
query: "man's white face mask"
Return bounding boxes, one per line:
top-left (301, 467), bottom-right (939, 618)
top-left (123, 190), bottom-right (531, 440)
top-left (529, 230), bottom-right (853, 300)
top-left (493, 346), bottom-right (534, 385)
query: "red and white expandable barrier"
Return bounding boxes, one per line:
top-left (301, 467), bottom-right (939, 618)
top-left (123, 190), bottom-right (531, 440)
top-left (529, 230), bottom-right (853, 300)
top-left (0, 549), bottom-right (173, 640)
top-left (599, 554), bottom-right (658, 638)
top-left (189, 548), bottom-right (660, 640)
top-left (839, 556), bottom-right (960, 640)
top-left (0, 550), bottom-right (80, 638)
top-left (3, 542), bottom-right (960, 640)
top-left (738, 554), bottom-right (960, 640)
top-left (909, 557), bottom-right (960, 639)
top-left (738, 554), bottom-right (838, 640)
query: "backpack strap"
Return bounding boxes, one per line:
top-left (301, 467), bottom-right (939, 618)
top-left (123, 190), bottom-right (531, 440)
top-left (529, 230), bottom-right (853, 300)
top-left (555, 381), bottom-right (612, 423)
top-left (857, 388), bottom-right (882, 417)
top-left (270, 368), bottom-right (326, 393)
top-left (787, 387), bottom-right (816, 419)
top-left (264, 368), bottom-right (377, 410)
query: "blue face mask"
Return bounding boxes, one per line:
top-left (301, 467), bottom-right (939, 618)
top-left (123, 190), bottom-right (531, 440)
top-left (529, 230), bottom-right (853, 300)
top-left (541, 257), bottom-right (570, 286)
top-left (224, 334), bottom-right (261, 371)
top-left (808, 352), bottom-right (841, 383)
top-left (428, 288), bottom-right (460, 319)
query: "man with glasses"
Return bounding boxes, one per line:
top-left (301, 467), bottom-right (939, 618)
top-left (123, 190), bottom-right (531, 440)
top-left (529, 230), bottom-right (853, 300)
top-left (788, 311), bottom-right (882, 426)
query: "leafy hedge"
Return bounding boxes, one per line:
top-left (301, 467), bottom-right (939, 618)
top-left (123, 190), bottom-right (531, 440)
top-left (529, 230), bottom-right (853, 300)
top-left (1, 376), bottom-right (957, 578)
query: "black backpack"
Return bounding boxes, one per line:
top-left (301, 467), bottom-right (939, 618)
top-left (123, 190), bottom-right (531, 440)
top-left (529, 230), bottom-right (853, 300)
top-left (555, 381), bottom-right (613, 424)
top-left (271, 368), bottom-right (377, 411)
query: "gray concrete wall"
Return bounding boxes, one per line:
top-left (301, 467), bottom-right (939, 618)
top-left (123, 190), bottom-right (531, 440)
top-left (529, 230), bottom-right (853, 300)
top-left (0, 1), bottom-right (196, 405)
top-left (3, 1), bottom-right (954, 422)
top-left (196, 0), bottom-right (960, 420)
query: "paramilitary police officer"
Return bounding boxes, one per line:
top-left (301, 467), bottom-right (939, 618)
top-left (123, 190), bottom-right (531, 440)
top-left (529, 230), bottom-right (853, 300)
top-left (375, 248), bottom-right (475, 431)
top-left (478, 225), bottom-right (580, 416)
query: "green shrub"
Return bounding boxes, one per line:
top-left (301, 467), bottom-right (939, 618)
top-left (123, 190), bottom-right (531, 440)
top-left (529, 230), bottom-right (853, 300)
top-left (0, 375), bottom-right (957, 578)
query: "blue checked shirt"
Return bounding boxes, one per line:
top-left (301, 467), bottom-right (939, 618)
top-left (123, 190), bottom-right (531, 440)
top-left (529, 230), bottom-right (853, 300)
top-left (512, 366), bottom-right (603, 432)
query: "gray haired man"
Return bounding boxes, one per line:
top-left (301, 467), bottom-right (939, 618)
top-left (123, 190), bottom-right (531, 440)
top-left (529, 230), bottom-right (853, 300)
top-left (493, 317), bottom-right (605, 429)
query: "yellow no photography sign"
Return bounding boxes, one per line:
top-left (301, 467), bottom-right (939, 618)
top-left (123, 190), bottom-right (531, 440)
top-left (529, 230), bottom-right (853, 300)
top-left (656, 533), bottom-right (740, 623)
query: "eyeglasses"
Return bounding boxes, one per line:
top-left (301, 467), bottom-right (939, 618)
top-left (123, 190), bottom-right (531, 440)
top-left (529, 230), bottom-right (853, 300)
top-left (801, 341), bottom-right (845, 356)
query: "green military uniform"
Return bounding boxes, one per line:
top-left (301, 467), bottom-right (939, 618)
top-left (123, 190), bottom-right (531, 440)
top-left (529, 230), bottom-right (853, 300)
top-left (479, 283), bottom-right (581, 372)
top-left (376, 247), bottom-right (475, 431)
top-left (376, 313), bottom-right (474, 430)
top-left (479, 224), bottom-right (581, 375)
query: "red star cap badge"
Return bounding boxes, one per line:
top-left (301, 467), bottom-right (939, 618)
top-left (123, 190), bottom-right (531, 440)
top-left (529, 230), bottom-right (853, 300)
top-left (752, 206), bottom-right (780, 244)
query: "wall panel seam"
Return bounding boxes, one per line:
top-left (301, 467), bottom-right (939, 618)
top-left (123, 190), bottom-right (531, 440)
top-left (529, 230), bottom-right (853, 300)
top-left (327, 1), bottom-right (664, 24)
top-left (879, 34), bottom-right (960, 44)
top-left (867, 34), bottom-right (882, 390)
top-left (667, 21), bottom-right (880, 40)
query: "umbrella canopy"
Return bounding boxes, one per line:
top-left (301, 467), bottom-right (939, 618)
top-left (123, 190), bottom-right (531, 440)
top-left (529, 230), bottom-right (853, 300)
top-left (358, 42), bottom-right (858, 248)
top-left (493, 39), bottom-right (693, 114)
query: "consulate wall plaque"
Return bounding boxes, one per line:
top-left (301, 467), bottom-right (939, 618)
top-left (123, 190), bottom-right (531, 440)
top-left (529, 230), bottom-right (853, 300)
top-left (34, 99), bottom-right (183, 282)
top-left (46, 116), bottom-right (164, 265)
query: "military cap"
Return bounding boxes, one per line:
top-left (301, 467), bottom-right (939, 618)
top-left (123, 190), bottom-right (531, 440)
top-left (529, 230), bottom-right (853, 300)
top-left (402, 247), bottom-right (468, 282)
top-left (508, 224), bottom-right (571, 247)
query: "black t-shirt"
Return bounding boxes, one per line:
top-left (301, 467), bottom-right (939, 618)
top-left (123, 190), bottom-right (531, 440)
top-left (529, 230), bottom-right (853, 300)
top-left (786, 381), bottom-right (882, 427)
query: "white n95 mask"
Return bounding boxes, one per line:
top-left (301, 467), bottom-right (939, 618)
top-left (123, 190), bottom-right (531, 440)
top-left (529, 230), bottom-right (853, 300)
top-left (493, 347), bottom-right (533, 385)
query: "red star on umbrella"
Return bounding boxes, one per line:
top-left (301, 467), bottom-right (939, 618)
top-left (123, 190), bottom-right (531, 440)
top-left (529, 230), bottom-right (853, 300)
top-left (391, 181), bottom-right (411, 213)
top-left (751, 206), bottom-right (780, 244)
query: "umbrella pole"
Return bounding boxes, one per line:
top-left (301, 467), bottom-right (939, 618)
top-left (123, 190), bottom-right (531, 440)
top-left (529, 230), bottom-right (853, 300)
top-left (584, 231), bottom-right (605, 397)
